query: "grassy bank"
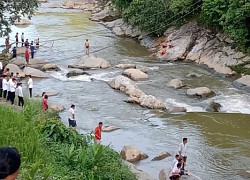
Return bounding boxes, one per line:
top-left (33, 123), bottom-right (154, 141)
top-left (0, 100), bottom-right (136, 180)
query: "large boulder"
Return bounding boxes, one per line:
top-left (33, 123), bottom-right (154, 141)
top-left (66, 69), bottom-right (90, 78)
top-left (68, 56), bottom-right (109, 70)
top-left (4, 64), bottom-right (25, 77)
top-left (90, 5), bottom-right (119, 22)
top-left (10, 58), bottom-right (47, 67)
top-left (120, 146), bottom-right (148, 163)
top-left (108, 75), bottom-right (167, 110)
top-left (166, 79), bottom-right (185, 89)
top-left (159, 168), bottom-right (170, 180)
top-left (41, 64), bottom-right (60, 71)
top-left (16, 47), bottom-right (27, 54)
top-left (23, 67), bottom-right (48, 78)
top-left (14, 19), bottom-right (31, 26)
top-left (187, 87), bottom-right (214, 98)
top-left (115, 64), bottom-right (136, 69)
top-left (122, 69), bottom-right (148, 81)
top-left (152, 152), bottom-right (171, 161)
top-left (49, 103), bottom-right (65, 112)
top-left (233, 75), bottom-right (250, 91)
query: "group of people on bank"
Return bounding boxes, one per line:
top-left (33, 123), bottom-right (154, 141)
top-left (0, 65), bottom-right (33, 107)
top-left (5, 32), bottom-right (40, 64)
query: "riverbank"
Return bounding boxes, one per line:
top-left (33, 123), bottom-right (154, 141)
top-left (0, 100), bottom-right (137, 179)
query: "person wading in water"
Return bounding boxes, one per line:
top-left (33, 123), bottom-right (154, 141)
top-left (85, 39), bottom-right (90, 57)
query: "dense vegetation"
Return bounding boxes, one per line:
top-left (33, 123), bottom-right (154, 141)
top-left (112, 0), bottom-right (250, 50)
top-left (0, 100), bottom-right (136, 180)
top-left (0, 0), bottom-right (38, 37)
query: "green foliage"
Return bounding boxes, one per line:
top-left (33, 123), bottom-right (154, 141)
top-left (201, 0), bottom-right (250, 47)
top-left (0, 0), bottom-right (38, 36)
top-left (230, 62), bottom-right (250, 75)
top-left (0, 100), bottom-right (137, 180)
top-left (112, 0), bottom-right (133, 11)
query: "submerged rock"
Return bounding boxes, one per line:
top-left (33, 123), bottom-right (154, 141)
top-left (152, 152), bottom-right (171, 161)
top-left (50, 103), bottom-right (65, 112)
top-left (233, 75), bottom-right (250, 92)
top-left (187, 87), bottom-right (214, 98)
top-left (66, 69), bottom-right (90, 78)
top-left (166, 79), bottom-right (185, 89)
top-left (4, 64), bottom-right (25, 77)
top-left (122, 69), bottom-right (148, 81)
top-left (120, 146), bottom-right (148, 163)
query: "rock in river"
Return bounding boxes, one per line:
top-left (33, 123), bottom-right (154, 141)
top-left (14, 19), bottom-right (31, 26)
top-left (166, 79), bottom-right (185, 89)
top-left (115, 64), bottom-right (136, 69)
top-left (50, 103), bottom-right (65, 112)
top-left (4, 64), bottom-right (25, 77)
top-left (152, 152), bottom-right (171, 161)
top-left (120, 146), bottom-right (148, 163)
top-left (233, 75), bottom-right (250, 92)
top-left (187, 87), bottom-right (214, 98)
top-left (66, 69), bottom-right (90, 78)
top-left (122, 69), bottom-right (148, 81)
top-left (41, 64), bottom-right (61, 71)
top-left (23, 67), bottom-right (48, 78)
top-left (68, 56), bottom-right (109, 70)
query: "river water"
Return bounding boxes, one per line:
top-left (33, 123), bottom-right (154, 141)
top-left (1, 1), bottom-right (250, 179)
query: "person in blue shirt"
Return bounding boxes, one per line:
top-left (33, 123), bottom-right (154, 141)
top-left (30, 41), bottom-right (35, 59)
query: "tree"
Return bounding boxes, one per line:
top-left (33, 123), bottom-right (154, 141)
top-left (0, 0), bottom-right (38, 37)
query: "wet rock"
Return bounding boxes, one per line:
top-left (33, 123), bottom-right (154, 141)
top-left (159, 168), bottom-right (170, 180)
top-left (108, 75), bottom-right (166, 110)
top-left (4, 64), bottom-right (25, 77)
top-left (50, 103), bottom-right (65, 112)
top-left (168, 106), bottom-right (187, 113)
top-left (167, 79), bottom-right (185, 89)
top-left (102, 126), bottom-right (120, 132)
top-left (237, 170), bottom-right (250, 178)
top-left (187, 87), bottom-right (214, 98)
top-left (120, 146), bottom-right (148, 163)
top-left (10, 58), bottom-right (47, 67)
top-left (90, 5), bottom-right (119, 22)
top-left (14, 19), bottom-right (31, 26)
top-left (122, 69), bottom-right (148, 81)
top-left (23, 67), bottom-right (48, 78)
top-left (68, 56), bottom-right (109, 70)
top-left (41, 64), bottom-right (60, 71)
top-left (233, 75), bottom-right (250, 91)
top-left (152, 152), bottom-right (171, 161)
top-left (123, 160), bottom-right (154, 180)
top-left (186, 73), bottom-right (202, 78)
top-left (205, 101), bottom-right (221, 112)
top-left (66, 69), bottom-right (90, 78)
top-left (115, 64), bottom-right (136, 69)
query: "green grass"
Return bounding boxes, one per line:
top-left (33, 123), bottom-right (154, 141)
top-left (230, 61), bottom-right (250, 75)
top-left (0, 100), bottom-right (137, 180)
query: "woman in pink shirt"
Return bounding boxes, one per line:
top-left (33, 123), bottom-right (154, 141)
top-left (42, 95), bottom-right (48, 111)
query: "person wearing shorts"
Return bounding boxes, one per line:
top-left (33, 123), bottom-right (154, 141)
top-left (68, 104), bottom-right (76, 130)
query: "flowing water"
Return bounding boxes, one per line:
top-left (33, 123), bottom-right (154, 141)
top-left (1, 1), bottom-right (250, 179)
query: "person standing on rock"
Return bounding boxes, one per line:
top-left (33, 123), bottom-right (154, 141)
top-left (85, 39), bottom-right (90, 57)
top-left (24, 39), bottom-right (29, 48)
top-left (178, 138), bottom-right (188, 166)
top-left (30, 41), bottom-right (35, 59)
top-left (27, 75), bottom-right (33, 98)
top-left (42, 95), bottom-right (48, 111)
top-left (21, 33), bottom-right (24, 47)
top-left (15, 33), bottom-right (19, 47)
top-left (94, 122), bottom-right (103, 143)
top-left (68, 104), bottom-right (77, 130)
top-left (12, 47), bottom-right (17, 59)
top-left (25, 47), bottom-right (30, 65)
top-left (17, 83), bottom-right (24, 107)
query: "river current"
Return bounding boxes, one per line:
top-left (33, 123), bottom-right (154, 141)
top-left (1, 1), bottom-right (250, 179)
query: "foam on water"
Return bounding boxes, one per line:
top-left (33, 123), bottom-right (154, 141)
top-left (165, 98), bottom-right (206, 112)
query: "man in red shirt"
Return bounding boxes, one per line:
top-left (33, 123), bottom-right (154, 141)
top-left (25, 47), bottom-right (30, 65)
top-left (94, 122), bottom-right (103, 143)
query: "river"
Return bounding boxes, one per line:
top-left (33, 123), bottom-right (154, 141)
top-left (1, 1), bottom-right (250, 179)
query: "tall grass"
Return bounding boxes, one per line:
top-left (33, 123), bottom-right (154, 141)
top-left (0, 100), bottom-right (137, 180)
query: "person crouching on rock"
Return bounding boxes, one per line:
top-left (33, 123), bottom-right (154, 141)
top-left (68, 104), bottom-right (77, 130)
top-left (169, 162), bottom-right (182, 180)
top-left (94, 122), bottom-right (103, 143)
top-left (25, 47), bottom-right (30, 65)
top-left (0, 147), bottom-right (21, 180)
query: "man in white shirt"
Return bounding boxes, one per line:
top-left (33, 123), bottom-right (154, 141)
top-left (9, 78), bottom-right (16, 105)
top-left (68, 104), bottom-right (77, 130)
top-left (6, 77), bottom-right (11, 102)
top-left (27, 75), bottom-right (33, 98)
top-left (17, 83), bottom-right (24, 107)
top-left (2, 75), bottom-right (8, 100)
top-left (172, 154), bottom-right (180, 169)
top-left (169, 162), bottom-right (181, 180)
top-left (178, 138), bottom-right (188, 164)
